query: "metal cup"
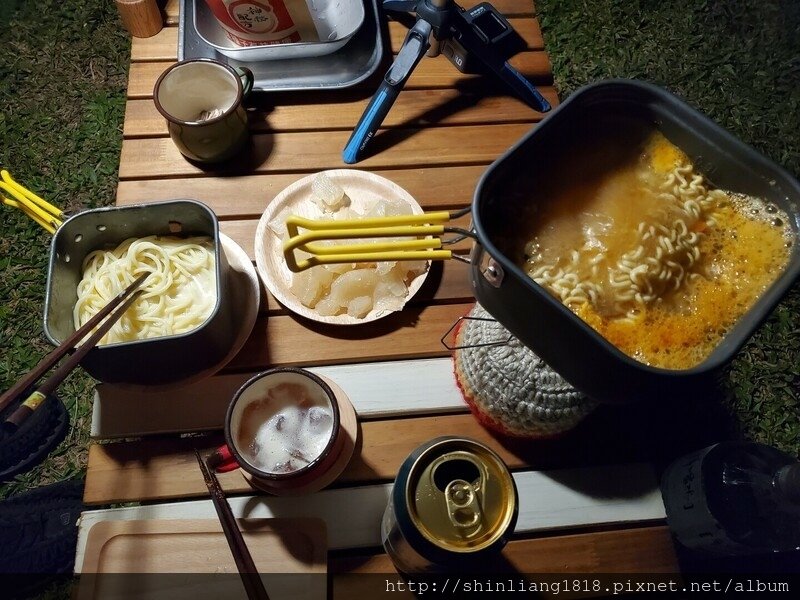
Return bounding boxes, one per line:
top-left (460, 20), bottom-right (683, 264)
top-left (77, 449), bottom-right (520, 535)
top-left (210, 367), bottom-right (344, 493)
top-left (153, 58), bottom-right (254, 163)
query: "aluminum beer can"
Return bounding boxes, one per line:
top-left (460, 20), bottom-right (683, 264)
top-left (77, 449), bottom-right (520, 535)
top-left (382, 437), bottom-right (518, 573)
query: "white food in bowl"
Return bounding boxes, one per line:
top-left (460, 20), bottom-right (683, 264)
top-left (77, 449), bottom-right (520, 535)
top-left (254, 170), bottom-right (430, 325)
top-left (74, 235), bottom-right (217, 345)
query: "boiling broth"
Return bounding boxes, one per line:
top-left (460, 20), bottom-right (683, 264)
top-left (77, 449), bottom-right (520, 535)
top-left (515, 125), bottom-right (794, 369)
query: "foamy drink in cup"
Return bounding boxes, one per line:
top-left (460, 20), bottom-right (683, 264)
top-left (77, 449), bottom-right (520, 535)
top-left (237, 381), bottom-right (334, 474)
top-left (213, 367), bottom-right (343, 491)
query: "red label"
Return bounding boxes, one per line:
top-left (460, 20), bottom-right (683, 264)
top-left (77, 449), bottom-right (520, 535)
top-left (225, 31), bottom-right (302, 46)
top-left (205, 0), bottom-right (307, 45)
top-left (226, 0), bottom-right (296, 35)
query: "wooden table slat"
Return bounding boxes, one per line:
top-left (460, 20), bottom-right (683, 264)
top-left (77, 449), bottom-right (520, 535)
top-left (332, 527), bottom-right (679, 581)
top-left (164, 0), bottom-right (538, 25)
top-left (117, 165), bottom-right (497, 215)
top-left (126, 52), bottom-right (553, 98)
top-left (85, 415), bottom-right (645, 504)
top-left (119, 122), bottom-right (534, 179)
top-left (123, 87), bottom-right (557, 137)
top-left (212, 254), bottom-right (471, 316)
top-left (226, 301), bottom-right (472, 371)
top-left (131, 18), bottom-right (543, 62)
top-left (91, 358), bottom-right (469, 438)
top-left (77, 466), bottom-right (666, 564)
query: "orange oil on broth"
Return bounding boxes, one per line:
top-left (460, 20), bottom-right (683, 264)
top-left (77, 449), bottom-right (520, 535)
top-left (521, 130), bottom-right (794, 369)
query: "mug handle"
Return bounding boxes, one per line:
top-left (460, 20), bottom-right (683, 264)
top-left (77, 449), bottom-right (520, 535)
top-left (234, 66), bottom-right (254, 100)
top-left (207, 444), bottom-right (240, 473)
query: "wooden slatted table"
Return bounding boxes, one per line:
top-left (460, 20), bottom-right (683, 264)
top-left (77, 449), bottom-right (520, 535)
top-left (77, 0), bottom-right (680, 592)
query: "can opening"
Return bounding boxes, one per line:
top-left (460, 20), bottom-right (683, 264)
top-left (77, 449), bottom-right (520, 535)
top-left (433, 458), bottom-right (480, 491)
top-left (402, 439), bottom-right (518, 558)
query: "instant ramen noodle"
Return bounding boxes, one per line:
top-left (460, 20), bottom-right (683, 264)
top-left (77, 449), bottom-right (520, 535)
top-left (517, 129), bottom-right (794, 369)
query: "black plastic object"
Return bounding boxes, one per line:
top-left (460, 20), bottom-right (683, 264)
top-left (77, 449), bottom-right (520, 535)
top-left (443, 3), bottom-right (527, 74)
top-left (661, 442), bottom-right (800, 556)
top-left (0, 392), bottom-right (68, 481)
top-left (343, 0), bottom-right (550, 164)
top-left (471, 79), bottom-right (800, 404)
top-left (0, 479), bottom-right (84, 597)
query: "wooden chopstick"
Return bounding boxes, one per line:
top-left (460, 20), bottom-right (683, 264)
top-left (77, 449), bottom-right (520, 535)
top-left (195, 450), bottom-right (271, 600)
top-left (2, 274), bottom-right (149, 429)
top-left (0, 272), bottom-right (150, 414)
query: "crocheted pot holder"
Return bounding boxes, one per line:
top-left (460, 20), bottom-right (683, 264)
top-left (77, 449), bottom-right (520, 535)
top-left (453, 303), bottom-right (598, 438)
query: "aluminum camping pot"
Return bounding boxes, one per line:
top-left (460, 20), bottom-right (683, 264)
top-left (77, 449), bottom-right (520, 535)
top-left (466, 79), bottom-right (800, 404)
top-left (43, 199), bottom-right (237, 385)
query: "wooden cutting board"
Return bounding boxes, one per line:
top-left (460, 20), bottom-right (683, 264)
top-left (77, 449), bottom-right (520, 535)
top-left (77, 518), bottom-right (327, 600)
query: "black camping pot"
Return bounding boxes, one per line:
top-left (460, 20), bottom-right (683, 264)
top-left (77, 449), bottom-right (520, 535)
top-left (469, 79), bottom-right (800, 404)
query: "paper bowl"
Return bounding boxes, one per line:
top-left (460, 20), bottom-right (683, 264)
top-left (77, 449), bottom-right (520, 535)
top-left (254, 170), bottom-right (430, 325)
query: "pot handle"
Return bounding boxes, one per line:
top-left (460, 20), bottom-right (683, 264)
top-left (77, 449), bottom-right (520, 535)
top-left (441, 205), bottom-right (478, 261)
top-left (440, 314), bottom-right (513, 350)
top-left (234, 66), bottom-right (254, 100)
top-left (0, 170), bottom-right (63, 235)
top-left (207, 444), bottom-right (240, 473)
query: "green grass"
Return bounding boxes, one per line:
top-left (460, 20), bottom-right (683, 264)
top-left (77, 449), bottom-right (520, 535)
top-left (0, 0), bottom-right (129, 499)
top-left (0, 0), bottom-right (797, 511)
top-left (535, 0), bottom-right (800, 454)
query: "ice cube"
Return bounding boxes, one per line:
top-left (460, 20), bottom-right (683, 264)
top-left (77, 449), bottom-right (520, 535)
top-left (363, 198), bottom-right (413, 219)
top-left (268, 206), bottom-right (294, 239)
top-left (402, 261), bottom-right (428, 279)
top-left (247, 439), bottom-right (262, 458)
top-left (325, 262), bottom-right (356, 275)
top-left (363, 199), bottom-right (386, 219)
top-left (374, 293), bottom-right (406, 313)
top-left (290, 266), bottom-right (334, 308)
top-left (287, 446), bottom-right (312, 463)
top-left (385, 199), bottom-right (413, 217)
top-left (306, 406), bottom-right (333, 433)
top-left (272, 460), bottom-right (295, 474)
top-left (332, 206), bottom-right (359, 221)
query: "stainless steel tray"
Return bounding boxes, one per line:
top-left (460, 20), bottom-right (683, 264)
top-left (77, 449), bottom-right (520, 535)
top-left (179, 0), bottom-right (384, 92)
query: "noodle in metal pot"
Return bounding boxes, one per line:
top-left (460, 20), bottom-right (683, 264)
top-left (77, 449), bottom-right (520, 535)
top-left (519, 131), bottom-right (794, 369)
top-left (73, 236), bottom-right (217, 345)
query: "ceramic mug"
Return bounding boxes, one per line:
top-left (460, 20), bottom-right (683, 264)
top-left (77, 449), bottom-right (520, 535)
top-left (153, 59), bottom-right (254, 163)
top-left (209, 367), bottom-right (345, 492)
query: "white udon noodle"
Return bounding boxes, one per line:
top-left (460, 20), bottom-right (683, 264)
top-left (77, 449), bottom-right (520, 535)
top-left (74, 236), bottom-right (217, 345)
top-left (525, 163), bottom-right (728, 321)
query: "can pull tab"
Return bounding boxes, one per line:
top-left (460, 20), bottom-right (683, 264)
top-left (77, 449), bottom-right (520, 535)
top-left (445, 479), bottom-right (483, 531)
